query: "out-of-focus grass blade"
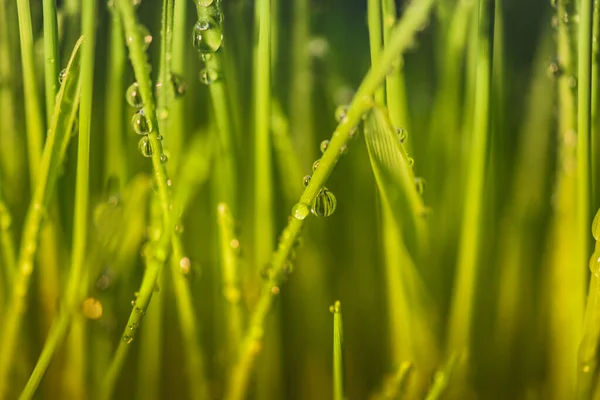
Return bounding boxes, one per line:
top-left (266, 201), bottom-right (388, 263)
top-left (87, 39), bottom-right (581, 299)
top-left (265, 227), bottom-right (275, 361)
top-left (363, 105), bottom-right (427, 256)
top-left (0, 35), bottom-right (83, 398)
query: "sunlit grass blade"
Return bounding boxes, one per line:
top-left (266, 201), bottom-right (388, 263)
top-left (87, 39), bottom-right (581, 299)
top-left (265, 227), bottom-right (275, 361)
top-left (446, 0), bottom-right (495, 363)
top-left (369, 362), bottom-right (413, 400)
top-left (43, 0), bottom-right (59, 124)
top-left (0, 36), bottom-right (84, 398)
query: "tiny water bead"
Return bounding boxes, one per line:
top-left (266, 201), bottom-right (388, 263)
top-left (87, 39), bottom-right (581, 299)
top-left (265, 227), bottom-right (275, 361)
top-left (292, 203), bottom-right (310, 220)
top-left (160, 153), bottom-right (168, 164)
top-left (329, 300), bottom-right (341, 313)
top-left (199, 68), bottom-right (220, 85)
top-left (126, 82), bottom-right (143, 108)
top-left (131, 110), bottom-right (151, 135)
top-left (320, 140), bottom-right (330, 154)
top-left (408, 157), bottom-right (415, 167)
top-left (335, 105), bottom-right (348, 122)
top-left (196, 0), bottom-right (214, 6)
top-left (312, 159), bottom-right (320, 171)
top-left (311, 188), bottom-right (337, 217)
top-left (192, 18), bottom-right (223, 54)
top-left (127, 25), bottom-right (153, 49)
top-left (58, 68), bottom-right (67, 84)
top-left (123, 335), bottom-right (134, 344)
top-left (302, 175), bottom-right (311, 187)
top-left (138, 136), bottom-right (153, 157)
top-left (171, 73), bottom-right (187, 97)
top-left (547, 61), bottom-right (562, 78)
top-left (397, 127), bottom-right (407, 143)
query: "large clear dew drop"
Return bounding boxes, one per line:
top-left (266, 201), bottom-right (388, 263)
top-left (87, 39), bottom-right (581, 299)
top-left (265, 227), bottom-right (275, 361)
top-left (192, 17), bottom-right (223, 54)
top-left (311, 188), bottom-right (337, 217)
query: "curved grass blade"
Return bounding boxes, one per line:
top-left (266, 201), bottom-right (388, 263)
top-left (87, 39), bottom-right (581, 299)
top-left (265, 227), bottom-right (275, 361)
top-left (0, 36), bottom-right (84, 398)
top-left (363, 105), bottom-right (427, 256)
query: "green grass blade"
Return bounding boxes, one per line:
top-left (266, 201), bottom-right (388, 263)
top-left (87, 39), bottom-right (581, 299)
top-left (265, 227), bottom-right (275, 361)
top-left (368, 0), bottom-right (384, 104)
top-left (42, 0), bottom-right (59, 124)
top-left (331, 301), bottom-right (345, 400)
top-left (446, 0), bottom-right (495, 357)
top-left (16, 0), bottom-right (45, 184)
top-left (0, 36), bottom-right (83, 398)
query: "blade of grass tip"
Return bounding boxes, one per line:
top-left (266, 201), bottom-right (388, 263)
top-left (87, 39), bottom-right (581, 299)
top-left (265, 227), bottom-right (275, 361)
top-left (423, 353), bottom-right (459, 400)
top-left (368, 0), bottom-right (384, 104)
top-left (381, 0), bottom-right (411, 133)
top-left (548, 1), bottom-right (586, 397)
top-left (101, 0), bottom-right (181, 394)
top-left (42, 0), bottom-right (59, 124)
top-left (0, 36), bottom-right (83, 399)
top-left (369, 362), bottom-right (413, 400)
top-left (446, 0), bottom-right (495, 363)
top-left (225, 3), bottom-right (437, 399)
top-left (290, 0), bottom-right (314, 165)
top-left (330, 301), bottom-right (345, 400)
top-left (16, 0), bottom-right (45, 183)
top-left (217, 203), bottom-right (245, 366)
top-left (195, 2), bottom-right (238, 209)
top-left (592, 0), bottom-right (600, 209)
top-left (105, 5), bottom-right (129, 186)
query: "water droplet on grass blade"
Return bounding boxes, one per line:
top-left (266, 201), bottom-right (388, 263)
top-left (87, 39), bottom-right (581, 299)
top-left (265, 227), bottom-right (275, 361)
top-left (192, 18), bottom-right (223, 54)
top-left (292, 203), bottom-right (310, 220)
top-left (160, 154), bottom-right (168, 164)
top-left (123, 335), bottom-right (134, 344)
top-left (415, 177), bottom-right (425, 195)
top-left (590, 251), bottom-right (600, 277)
top-left (196, 0), bottom-right (214, 5)
top-left (320, 140), bottom-right (329, 154)
top-left (138, 136), bottom-right (153, 157)
top-left (58, 69), bottom-right (67, 84)
top-left (312, 159), bottom-right (320, 171)
top-left (311, 188), bottom-right (337, 217)
top-left (131, 110), bottom-right (151, 135)
top-left (397, 127), bottom-right (407, 143)
top-left (335, 105), bottom-right (348, 122)
top-left (126, 82), bottom-right (143, 108)
top-left (199, 68), bottom-right (220, 85)
top-left (127, 25), bottom-right (153, 49)
top-left (302, 175), bottom-right (311, 187)
top-left (171, 73), bottom-right (187, 97)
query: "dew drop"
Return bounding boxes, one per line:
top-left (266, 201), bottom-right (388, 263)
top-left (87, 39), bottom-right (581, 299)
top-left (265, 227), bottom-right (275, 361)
top-left (312, 159), bottom-right (320, 171)
top-left (138, 136), bottom-right (153, 157)
top-left (302, 175), bottom-right (311, 187)
top-left (311, 188), bottom-right (337, 217)
top-left (320, 140), bottom-right (330, 154)
top-left (292, 203), bottom-right (310, 220)
top-left (335, 105), bottom-right (348, 122)
top-left (131, 110), bottom-right (152, 135)
top-left (160, 153), bottom-right (168, 164)
top-left (339, 144), bottom-right (348, 155)
top-left (199, 68), bottom-right (220, 85)
top-left (127, 25), bottom-right (153, 49)
top-left (126, 82), bottom-right (144, 108)
top-left (196, 0), bottom-right (214, 6)
top-left (547, 61), bottom-right (562, 78)
top-left (171, 73), bottom-right (187, 97)
top-left (58, 69), bottom-right (67, 84)
top-left (408, 157), bottom-right (415, 167)
top-left (201, 53), bottom-right (213, 62)
top-left (123, 335), bottom-right (134, 344)
top-left (192, 17), bottom-right (223, 54)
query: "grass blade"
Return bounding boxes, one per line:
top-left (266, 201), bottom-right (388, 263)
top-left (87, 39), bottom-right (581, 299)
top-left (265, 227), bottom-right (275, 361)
top-left (331, 301), bottom-right (345, 400)
top-left (0, 36), bottom-right (83, 398)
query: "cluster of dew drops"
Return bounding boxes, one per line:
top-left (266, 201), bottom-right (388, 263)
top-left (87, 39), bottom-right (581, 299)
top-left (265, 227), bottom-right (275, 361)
top-left (192, 0), bottom-right (224, 85)
top-left (291, 105), bottom-right (423, 222)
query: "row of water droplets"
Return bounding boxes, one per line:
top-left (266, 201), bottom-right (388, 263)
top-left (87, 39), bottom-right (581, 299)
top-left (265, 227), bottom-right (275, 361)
top-left (547, 0), bottom-right (580, 87)
top-left (192, 0), bottom-right (224, 85)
